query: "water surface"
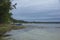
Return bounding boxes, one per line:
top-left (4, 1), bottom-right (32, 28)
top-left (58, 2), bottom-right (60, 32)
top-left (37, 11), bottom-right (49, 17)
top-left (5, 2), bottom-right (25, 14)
top-left (5, 23), bottom-right (60, 40)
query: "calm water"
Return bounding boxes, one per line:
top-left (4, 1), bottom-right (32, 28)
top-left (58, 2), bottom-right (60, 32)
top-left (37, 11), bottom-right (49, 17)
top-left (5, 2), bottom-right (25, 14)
top-left (4, 23), bottom-right (60, 40)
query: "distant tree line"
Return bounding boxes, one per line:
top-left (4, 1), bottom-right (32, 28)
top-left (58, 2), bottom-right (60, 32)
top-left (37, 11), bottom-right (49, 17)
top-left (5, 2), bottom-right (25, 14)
top-left (11, 18), bottom-right (28, 23)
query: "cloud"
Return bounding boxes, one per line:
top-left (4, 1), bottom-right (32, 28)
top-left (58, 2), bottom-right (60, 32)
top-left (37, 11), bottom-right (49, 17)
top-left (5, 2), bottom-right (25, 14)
top-left (12, 0), bottom-right (60, 22)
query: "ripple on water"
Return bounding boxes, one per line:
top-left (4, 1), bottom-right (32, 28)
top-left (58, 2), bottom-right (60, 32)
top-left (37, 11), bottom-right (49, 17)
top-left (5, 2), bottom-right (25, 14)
top-left (6, 28), bottom-right (60, 40)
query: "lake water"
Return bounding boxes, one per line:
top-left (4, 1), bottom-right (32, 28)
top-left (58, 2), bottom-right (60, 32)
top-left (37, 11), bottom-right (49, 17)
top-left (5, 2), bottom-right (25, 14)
top-left (4, 23), bottom-right (60, 40)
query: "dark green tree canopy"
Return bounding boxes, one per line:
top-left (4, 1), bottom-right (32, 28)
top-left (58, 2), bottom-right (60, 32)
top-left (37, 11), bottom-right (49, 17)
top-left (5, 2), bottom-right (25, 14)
top-left (0, 0), bottom-right (12, 23)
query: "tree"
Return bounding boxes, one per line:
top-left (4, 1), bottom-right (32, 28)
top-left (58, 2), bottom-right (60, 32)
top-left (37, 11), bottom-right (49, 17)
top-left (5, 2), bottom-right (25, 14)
top-left (0, 0), bottom-right (16, 24)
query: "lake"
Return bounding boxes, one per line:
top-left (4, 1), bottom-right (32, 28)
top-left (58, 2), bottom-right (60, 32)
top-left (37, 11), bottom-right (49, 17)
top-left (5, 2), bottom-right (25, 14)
top-left (4, 23), bottom-right (60, 40)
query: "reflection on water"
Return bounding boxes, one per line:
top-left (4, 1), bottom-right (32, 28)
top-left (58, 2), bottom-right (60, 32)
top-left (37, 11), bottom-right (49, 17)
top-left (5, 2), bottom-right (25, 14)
top-left (3, 24), bottom-right (60, 40)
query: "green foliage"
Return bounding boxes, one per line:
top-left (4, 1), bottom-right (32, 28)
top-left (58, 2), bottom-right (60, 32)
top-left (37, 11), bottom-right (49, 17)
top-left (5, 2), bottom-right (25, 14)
top-left (11, 18), bottom-right (28, 23)
top-left (0, 0), bottom-right (12, 23)
top-left (0, 0), bottom-right (16, 23)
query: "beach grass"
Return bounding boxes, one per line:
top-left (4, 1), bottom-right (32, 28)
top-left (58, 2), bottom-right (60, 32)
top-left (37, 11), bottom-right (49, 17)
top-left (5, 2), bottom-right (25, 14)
top-left (0, 24), bottom-right (26, 36)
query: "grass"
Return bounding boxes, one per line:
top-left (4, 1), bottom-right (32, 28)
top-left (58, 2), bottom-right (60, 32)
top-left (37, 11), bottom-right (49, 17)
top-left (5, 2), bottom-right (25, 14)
top-left (0, 24), bottom-right (26, 36)
top-left (0, 24), bottom-right (11, 36)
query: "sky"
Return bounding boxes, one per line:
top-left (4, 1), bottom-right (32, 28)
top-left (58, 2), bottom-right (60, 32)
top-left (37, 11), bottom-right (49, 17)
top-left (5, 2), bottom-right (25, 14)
top-left (12, 0), bottom-right (60, 22)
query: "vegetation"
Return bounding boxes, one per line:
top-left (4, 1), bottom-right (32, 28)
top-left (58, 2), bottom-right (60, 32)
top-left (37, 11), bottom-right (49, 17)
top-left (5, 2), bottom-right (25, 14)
top-left (0, 0), bottom-right (25, 37)
top-left (27, 22), bottom-right (60, 24)
top-left (0, 24), bottom-right (26, 36)
top-left (0, 24), bottom-right (11, 36)
top-left (0, 0), bottom-right (12, 23)
top-left (0, 0), bottom-right (17, 23)
top-left (11, 18), bottom-right (28, 23)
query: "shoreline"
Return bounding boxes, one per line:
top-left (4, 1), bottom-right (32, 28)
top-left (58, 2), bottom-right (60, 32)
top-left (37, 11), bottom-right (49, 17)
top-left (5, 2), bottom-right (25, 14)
top-left (0, 24), bottom-right (26, 37)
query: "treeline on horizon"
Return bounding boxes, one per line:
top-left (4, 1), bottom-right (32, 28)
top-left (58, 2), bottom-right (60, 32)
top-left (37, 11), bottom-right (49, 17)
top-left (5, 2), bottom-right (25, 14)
top-left (12, 19), bottom-right (60, 23)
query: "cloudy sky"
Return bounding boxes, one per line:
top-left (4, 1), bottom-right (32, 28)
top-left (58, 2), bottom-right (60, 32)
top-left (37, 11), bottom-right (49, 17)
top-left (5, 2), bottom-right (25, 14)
top-left (12, 0), bottom-right (60, 22)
